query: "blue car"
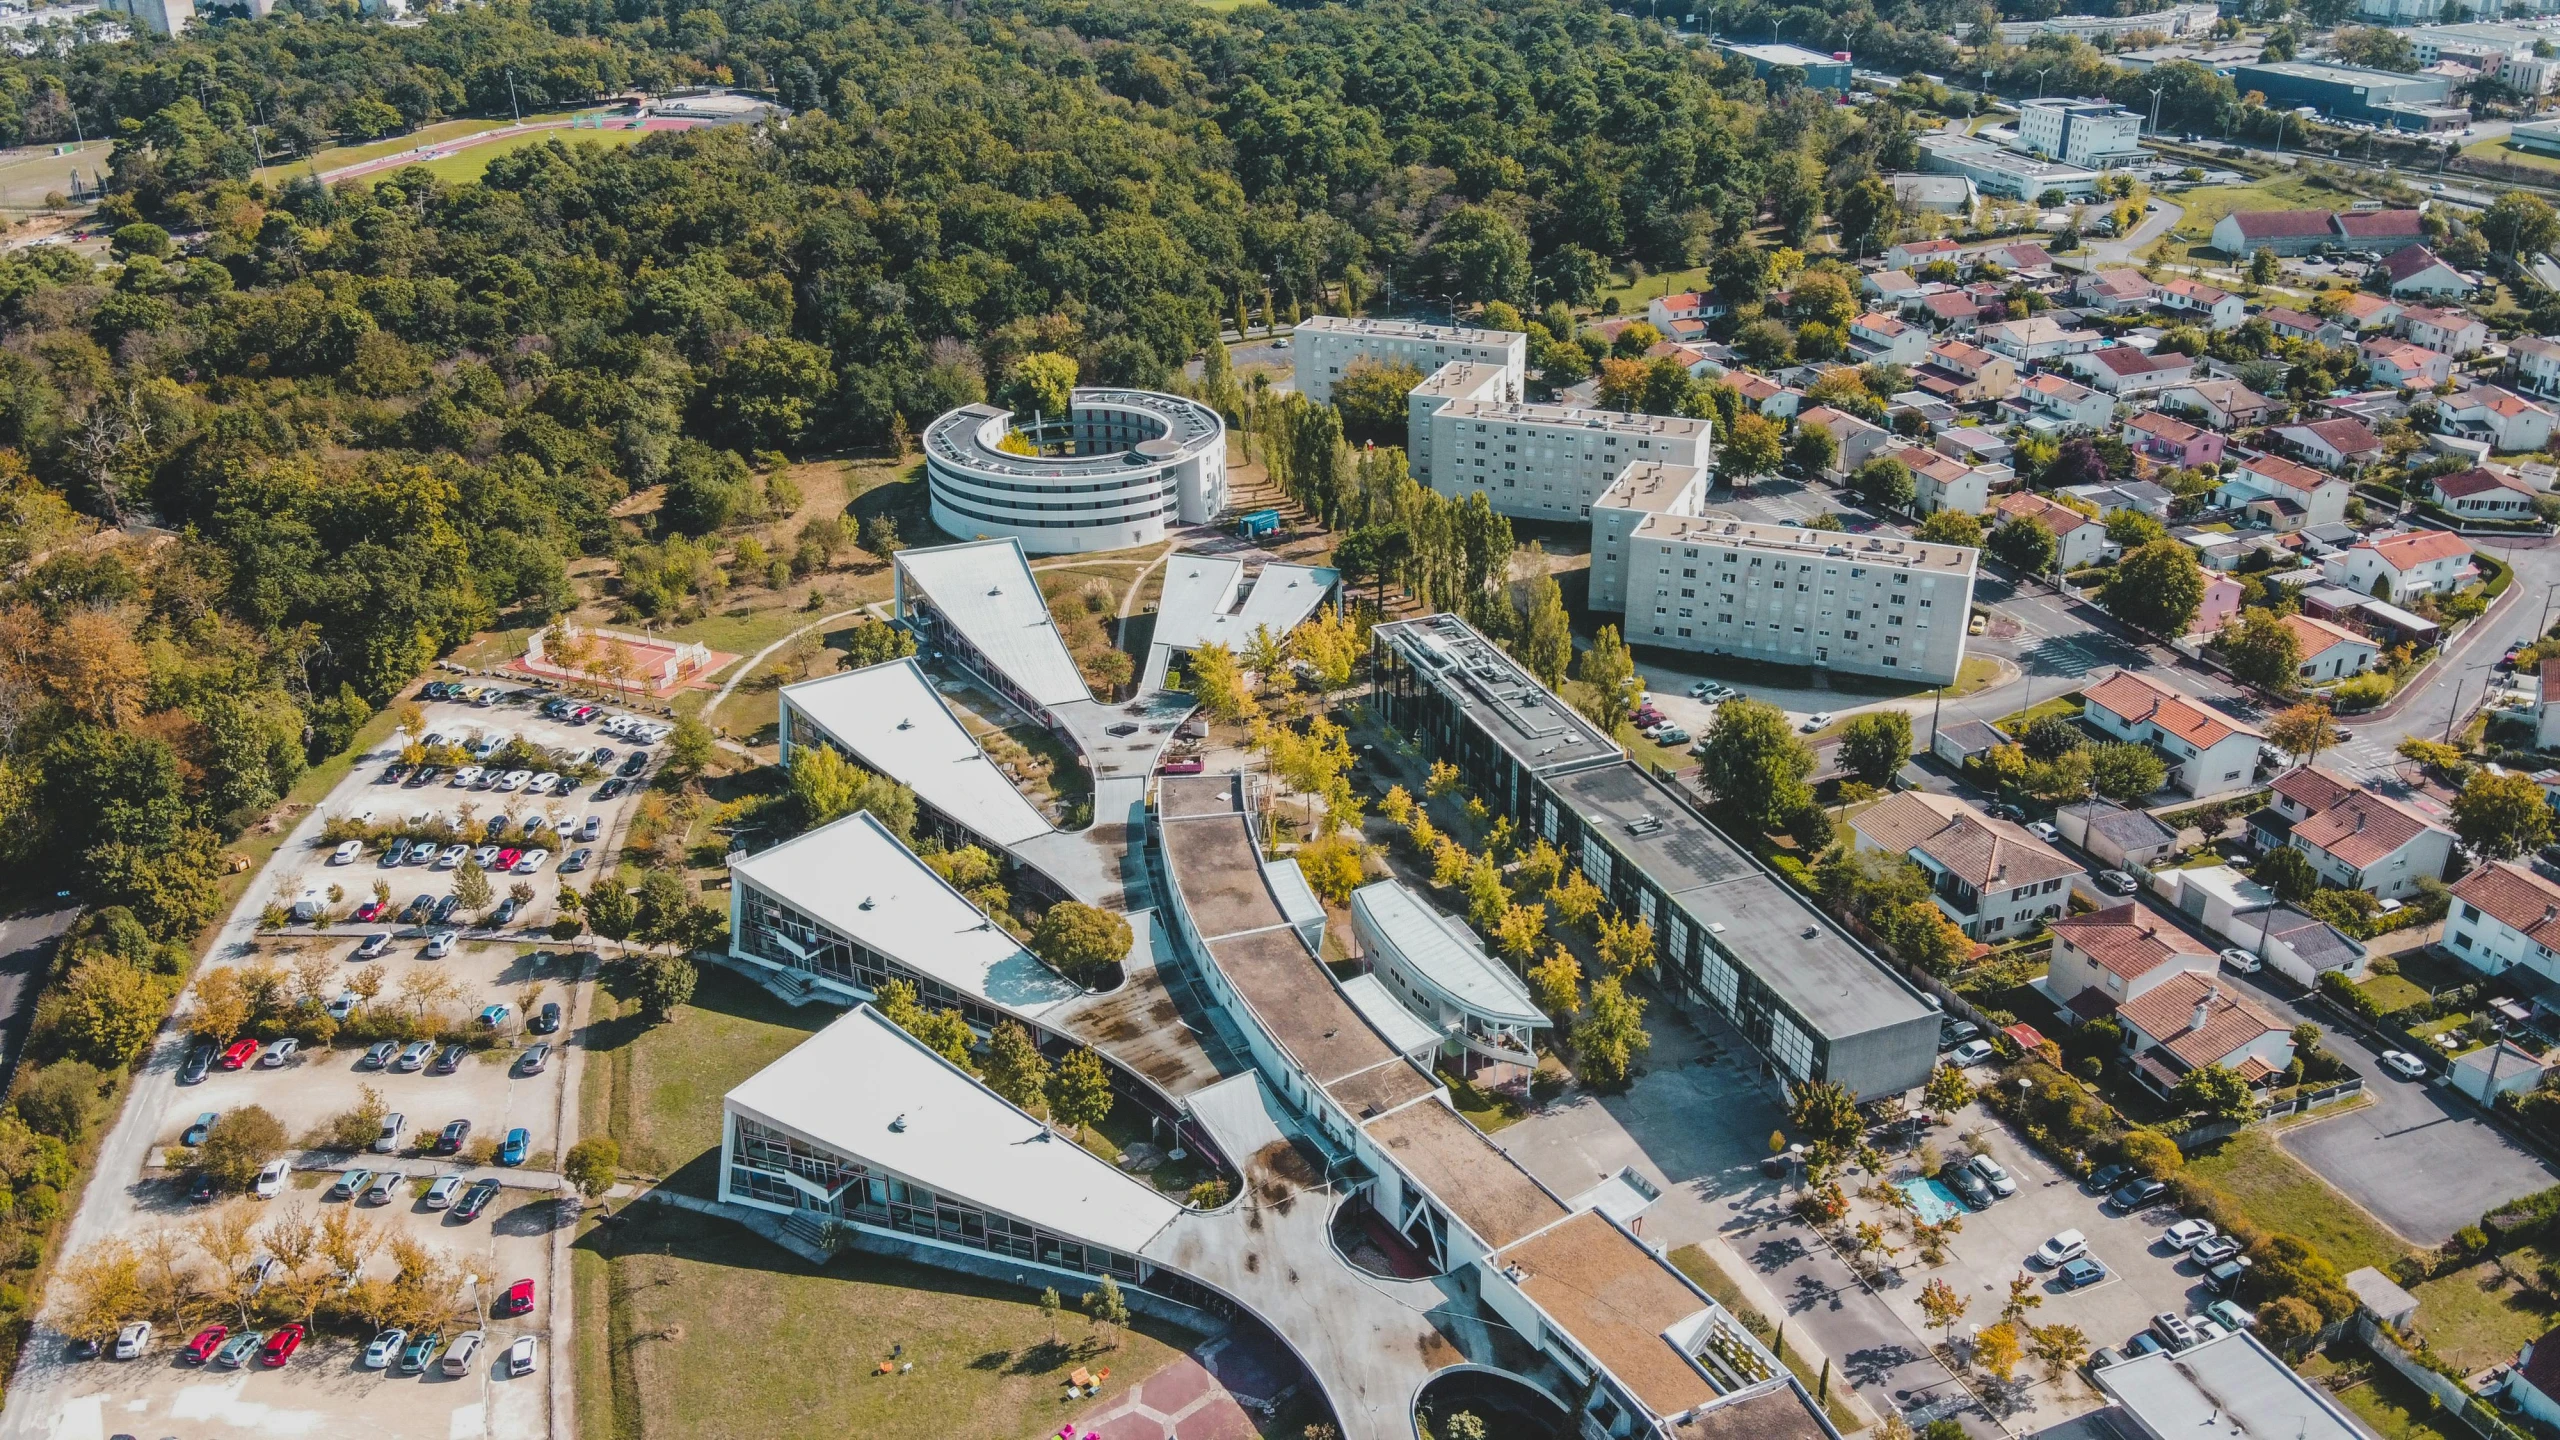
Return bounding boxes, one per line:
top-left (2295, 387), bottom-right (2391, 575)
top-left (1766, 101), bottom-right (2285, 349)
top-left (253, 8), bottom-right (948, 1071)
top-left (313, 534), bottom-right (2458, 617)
top-left (182, 1112), bottom-right (218, 1147)
top-left (2059, 1257), bottom-right (2108, 1290)
top-left (498, 1127), bottom-right (529, 1166)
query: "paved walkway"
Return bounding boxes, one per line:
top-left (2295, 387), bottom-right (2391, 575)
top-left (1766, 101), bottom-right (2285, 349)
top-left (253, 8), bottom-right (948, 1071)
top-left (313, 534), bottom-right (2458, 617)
top-left (1059, 1331), bottom-right (1296, 1440)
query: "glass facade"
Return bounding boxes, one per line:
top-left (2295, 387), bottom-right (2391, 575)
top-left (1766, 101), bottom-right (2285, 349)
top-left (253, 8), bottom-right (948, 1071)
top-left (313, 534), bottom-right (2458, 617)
top-left (735, 878), bottom-right (1012, 1032)
top-left (726, 1115), bottom-right (1219, 1310)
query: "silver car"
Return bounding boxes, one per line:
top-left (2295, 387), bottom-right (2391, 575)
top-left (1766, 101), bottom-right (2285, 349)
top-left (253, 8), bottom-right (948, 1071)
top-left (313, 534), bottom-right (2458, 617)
top-left (424, 1175), bottom-right (464, 1210)
top-left (363, 1170), bottom-right (402, 1205)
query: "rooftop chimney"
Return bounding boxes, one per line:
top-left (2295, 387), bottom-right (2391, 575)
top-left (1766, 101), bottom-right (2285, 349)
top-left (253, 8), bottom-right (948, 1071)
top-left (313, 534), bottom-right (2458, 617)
top-left (2191, 986), bottom-right (2216, 1036)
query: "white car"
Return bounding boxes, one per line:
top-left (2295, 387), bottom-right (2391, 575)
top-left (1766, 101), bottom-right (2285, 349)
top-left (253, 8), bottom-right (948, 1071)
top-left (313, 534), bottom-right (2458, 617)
top-left (496, 770), bottom-right (531, 792)
top-left (113, 1321), bottom-right (150, 1360)
top-left (424, 1175), bottom-right (464, 1209)
top-left (442, 1330), bottom-right (484, 1376)
top-left (1970, 1155), bottom-right (2017, 1198)
top-left (355, 932), bottom-right (390, 960)
top-left (1800, 711), bottom-right (1834, 733)
top-left (2163, 1219), bottom-right (2216, 1250)
top-left (449, 766), bottom-right (485, 787)
top-left (506, 1334), bottom-right (536, 1377)
top-left (330, 840), bottom-right (363, 866)
top-left (530, 772), bottom-right (562, 794)
top-left (578, 815), bottom-right (602, 842)
top-left (1946, 1038), bottom-right (1994, 1067)
top-left (472, 845), bottom-right (502, 868)
top-left (2218, 947), bottom-right (2261, 973)
top-left (254, 1158), bottom-right (291, 1199)
top-left (513, 849), bottom-right (550, 874)
top-left (2380, 1050), bottom-right (2429, 1080)
top-left (424, 932), bottom-right (457, 959)
top-left (373, 1115), bottom-right (405, 1154)
top-left (257, 1038), bottom-right (299, 1068)
top-left (434, 844), bottom-right (468, 869)
top-left (327, 991), bottom-right (359, 1021)
top-left (2034, 1230), bottom-right (2087, 1268)
top-left (2026, 820), bottom-right (2062, 843)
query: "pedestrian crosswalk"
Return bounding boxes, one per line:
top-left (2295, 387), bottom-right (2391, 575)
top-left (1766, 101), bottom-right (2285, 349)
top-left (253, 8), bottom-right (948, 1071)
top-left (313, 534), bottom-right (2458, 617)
top-left (2324, 733), bottom-right (2403, 783)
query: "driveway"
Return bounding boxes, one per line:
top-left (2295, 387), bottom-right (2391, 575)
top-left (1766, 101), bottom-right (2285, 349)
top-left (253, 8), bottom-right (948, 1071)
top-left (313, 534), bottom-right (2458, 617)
top-left (2088, 200), bottom-right (2183, 266)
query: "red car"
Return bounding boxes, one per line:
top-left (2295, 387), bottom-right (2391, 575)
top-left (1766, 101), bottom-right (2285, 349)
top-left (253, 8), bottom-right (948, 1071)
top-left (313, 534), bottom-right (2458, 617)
top-left (182, 1324), bottom-right (228, 1364)
top-left (217, 1038), bottom-right (261, 1071)
top-left (503, 1278), bottom-right (536, 1316)
top-left (353, 900), bottom-right (384, 922)
top-left (494, 848), bottom-right (522, 870)
top-left (260, 1322), bottom-right (304, 1367)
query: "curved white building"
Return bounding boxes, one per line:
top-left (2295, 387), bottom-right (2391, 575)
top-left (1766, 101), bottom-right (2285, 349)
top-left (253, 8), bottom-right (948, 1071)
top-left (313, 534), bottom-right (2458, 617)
top-left (924, 388), bottom-right (1226, 555)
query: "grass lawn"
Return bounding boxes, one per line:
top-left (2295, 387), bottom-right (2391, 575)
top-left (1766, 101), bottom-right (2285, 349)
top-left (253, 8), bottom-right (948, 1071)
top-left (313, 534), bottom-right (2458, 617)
top-left (1440, 1068), bottom-right (1527, 1134)
top-left (1993, 694), bottom-right (2085, 737)
top-left (1601, 266), bottom-right (1708, 317)
top-left (2187, 1128), bottom-right (2410, 1272)
top-left (2462, 136), bottom-right (2560, 176)
top-left (2356, 973), bottom-right (2432, 1017)
top-left (2143, 173), bottom-right (2356, 264)
top-left (581, 960), bottom-right (822, 1186)
top-left (2408, 1257), bottom-right (2560, 1372)
top-left (254, 116), bottom-right (541, 182)
top-left (393, 125), bottom-right (646, 187)
top-left (576, 1202), bottom-right (1193, 1440)
top-left (1952, 655), bottom-right (2004, 696)
top-left (2323, 1358), bottom-right (2471, 1440)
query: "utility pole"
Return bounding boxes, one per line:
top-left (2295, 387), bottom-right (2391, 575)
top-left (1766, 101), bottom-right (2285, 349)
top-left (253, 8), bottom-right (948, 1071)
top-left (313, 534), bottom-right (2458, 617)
top-left (2445, 678), bottom-right (2468, 745)
top-left (507, 68), bottom-right (522, 125)
top-left (1930, 685), bottom-right (1945, 748)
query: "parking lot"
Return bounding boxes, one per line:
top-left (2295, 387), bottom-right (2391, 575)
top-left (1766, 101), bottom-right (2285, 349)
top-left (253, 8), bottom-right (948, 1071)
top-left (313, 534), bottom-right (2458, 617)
top-left (39, 1193), bottom-right (556, 1440)
top-left (283, 692), bottom-right (663, 938)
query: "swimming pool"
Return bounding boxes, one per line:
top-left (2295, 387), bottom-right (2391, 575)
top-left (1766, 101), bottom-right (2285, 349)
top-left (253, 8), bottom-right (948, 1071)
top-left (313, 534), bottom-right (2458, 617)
top-left (1899, 1178), bottom-right (1966, 1225)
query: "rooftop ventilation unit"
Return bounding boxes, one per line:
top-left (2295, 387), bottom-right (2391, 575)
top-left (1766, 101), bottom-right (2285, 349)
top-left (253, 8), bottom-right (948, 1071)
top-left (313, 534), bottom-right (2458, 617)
top-left (1626, 814), bottom-right (1665, 837)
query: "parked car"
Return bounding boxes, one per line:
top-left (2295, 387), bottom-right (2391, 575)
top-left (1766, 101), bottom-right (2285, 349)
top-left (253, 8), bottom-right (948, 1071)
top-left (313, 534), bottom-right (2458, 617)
top-left (331, 840), bottom-right (363, 866)
top-left (2027, 821), bottom-right (2063, 843)
top-left (479, 1004), bottom-right (511, 1028)
top-left (424, 932), bottom-right (456, 959)
top-left (261, 1322), bottom-right (305, 1367)
top-left (491, 897), bottom-right (519, 925)
top-left (530, 1001), bottom-right (562, 1035)
top-left (2088, 1346), bottom-right (2125, 1372)
top-left (435, 843), bottom-right (468, 869)
top-left (2207, 1257), bottom-right (2251, 1294)
top-left (257, 1038), bottom-right (299, 1068)
top-left (372, 1114), bottom-right (407, 1153)
top-left (186, 1169), bottom-right (216, 1203)
top-left (1651, 726), bottom-right (1690, 746)
top-left (561, 848), bottom-right (591, 874)
top-left (2192, 1235), bottom-right (2243, 1266)
top-left (214, 1330), bottom-right (264, 1368)
top-left (1800, 711), bottom-right (1833, 733)
top-left (2207, 1300), bottom-right (2256, 1331)
top-left (327, 991), bottom-right (360, 1021)
top-left (218, 1038), bottom-right (261, 1070)
top-left (353, 901), bottom-right (386, 923)
top-left (1937, 1021), bottom-right (1981, 1054)
top-left (113, 1321), bottom-right (151, 1359)
top-left (1946, 1164), bottom-right (1994, 1209)
top-left (361, 1041), bottom-right (398, 1070)
top-left (2111, 1177), bottom-right (2168, 1211)
top-left (518, 1043), bottom-right (551, 1075)
top-left (578, 814), bottom-right (603, 841)
top-left (182, 1112), bottom-right (217, 1147)
top-left (254, 1158), bottom-right (290, 1199)
top-left (424, 1176), bottom-right (464, 1209)
top-left (363, 1170), bottom-right (402, 1205)
top-left (180, 1043), bottom-right (214, 1085)
top-left (401, 894), bottom-right (434, 923)
top-left (363, 1328), bottom-right (408, 1369)
top-left (498, 1127), bottom-right (530, 1166)
top-left (2096, 871), bottom-right (2137, 896)
top-left (503, 1277), bottom-right (536, 1316)
top-left (398, 1330), bottom-right (443, 1374)
top-left (2124, 1332), bottom-right (2163, 1358)
top-left (442, 1331), bottom-right (484, 1376)
top-left (514, 848), bottom-right (549, 874)
top-left (595, 778), bottom-right (625, 800)
top-left (381, 838), bottom-right (411, 868)
top-left (431, 1042), bottom-right (468, 1075)
top-left (1946, 1039), bottom-right (1994, 1067)
top-left (2218, 947), bottom-right (2261, 974)
top-left (2036, 1230), bottom-right (2088, 1267)
top-left (507, 1334), bottom-right (537, 1377)
top-left (2059, 1257), bottom-right (2108, 1289)
top-left (2152, 1312), bottom-right (2199, 1351)
top-left (2164, 1219), bottom-right (2216, 1250)
top-left (329, 1168), bottom-right (374, 1200)
top-left (437, 1119), bottom-right (472, 1154)
top-left (184, 1324), bottom-right (229, 1364)
top-left (454, 1179), bottom-right (501, 1220)
top-left (1986, 803), bottom-right (2027, 822)
top-left (1970, 1155), bottom-right (2017, 1198)
top-left (2380, 1050), bottom-right (2429, 1080)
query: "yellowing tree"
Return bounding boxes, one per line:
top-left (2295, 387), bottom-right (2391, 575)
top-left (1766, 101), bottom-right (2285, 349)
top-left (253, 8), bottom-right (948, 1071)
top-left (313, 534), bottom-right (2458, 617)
top-left (1188, 641), bottom-right (1257, 723)
top-left (1529, 946), bottom-right (1582, 1016)
top-left (1494, 903), bottom-right (1546, 962)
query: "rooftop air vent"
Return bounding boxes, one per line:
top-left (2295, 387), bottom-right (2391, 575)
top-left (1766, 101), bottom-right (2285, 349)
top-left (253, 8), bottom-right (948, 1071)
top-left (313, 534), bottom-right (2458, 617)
top-left (1627, 815), bottom-right (1665, 837)
top-left (888, 1113), bottom-right (908, 1132)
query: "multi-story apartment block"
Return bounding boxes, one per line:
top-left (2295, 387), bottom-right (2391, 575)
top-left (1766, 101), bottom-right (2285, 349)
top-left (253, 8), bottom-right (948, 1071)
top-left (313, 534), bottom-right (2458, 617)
top-left (1587, 464), bottom-right (1708, 612)
top-left (1293, 315), bottom-right (1525, 407)
top-left (2015, 98), bottom-right (2147, 167)
top-left (1424, 396), bottom-right (1710, 521)
top-left (1404, 361), bottom-right (1509, 484)
top-left (1588, 508), bottom-right (1978, 684)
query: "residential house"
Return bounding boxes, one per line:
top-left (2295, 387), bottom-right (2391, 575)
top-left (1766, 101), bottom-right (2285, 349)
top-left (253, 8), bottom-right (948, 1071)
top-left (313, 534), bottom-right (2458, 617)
top-left (2420, 465), bottom-right (2542, 519)
top-left (2159, 277), bottom-right (2250, 331)
top-left (2333, 292), bottom-right (2402, 332)
top-left (2162, 378), bottom-right (2276, 430)
top-left (2442, 387), bottom-right (2558, 454)
top-left (2117, 971), bottom-right (2296, 1095)
top-left (1797, 405), bottom-right (1891, 476)
top-left (1885, 238), bottom-right (1965, 271)
top-left (1848, 790), bottom-right (2083, 940)
top-left (2191, 573), bottom-right (2244, 637)
top-left (2074, 346), bottom-right (2196, 395)
top-left (1645, 290), bottom-right (1719, 342)
top-left (2055, 799), bottom-right (2182, 871)
top-left (2382, 244), bottom-right (2470, 299)
top-left (1899, 445), bottom-right (1996, 517)
top-left (1916, 340), bottom-right (2017, 404)
top-left (2122, 409), bottom-right (2227, 468)
top-left (2044, 901), bottom-right (2220, 1024)
top-left (2362, 338), bottom-right (2455, 390)
top-left (2324, 529), bottom-right (2475, 600)
top-left (1979, 315), bottom-right (2101, 364)
top-left (2066, 480), bottom-right (2176, 520)
top-left (1984, 241), bottom-right (2058, 272)
top-left (2253, 766), bottom-right (2452, 900)
top-left (2076, 268), bottom-right (2157, 313)
top-left (2262, 306), bottom-right (2333, 344)
top-left (1921, 290), bottom-right (1984, 332)
top-left (2512, 336), bottom-right (2560, 400)
top-left (2080, 668), bottom-right (2264, 797)
top-left (1935, 427), bottom-right (2015, 469)
top-left (2400, 304), bottom-right (2490, 357)
top-left (2281, 613), bottom-right (2384, 684)
top-left (1849, 311), bottom-right (1933, 367)
top-left (1645, 341), bottom-right (1728, 379)
top-left (1864, 269), bottom-right (1923, 305)
top-left (2006, 371), bottom-right (2117, 431)
top-left (1731, 372), bottom-right (1801, 419)
top-left (2453, 1042), bottom-right (2549, 1108)
top-left (1997, 490), bottom-right (2110, 570)
top-left (2444, 860), bottom-right (2560, 981)
top-left (2270, 417), bottom-right (2384, 474)
top-left (2217, 453), bottom-right (2351, 528)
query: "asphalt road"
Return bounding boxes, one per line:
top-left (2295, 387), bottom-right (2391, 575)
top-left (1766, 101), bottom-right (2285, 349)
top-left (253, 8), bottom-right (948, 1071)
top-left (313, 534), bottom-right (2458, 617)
top-left (2087, 198), bottom-right (2184, 267)
top-left (2329, 535), bottom-right (2560, 787)
top-left (0, 908), bottom-right (76, 1092)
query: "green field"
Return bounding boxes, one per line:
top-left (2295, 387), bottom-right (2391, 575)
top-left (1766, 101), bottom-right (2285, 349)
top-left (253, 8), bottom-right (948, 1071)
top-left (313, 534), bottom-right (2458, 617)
top-left (580, 960), bottom-right (822, 1185)
top-left (398, 125), bottom-right (648, 186)
top-left (254, 117), bottom-right (524, 183)
top-left (2462, 136), bottom-right (2560, 177)
top-left (2186, 1128), bottom-right (2411, 1273)
top-left (2146, 173), bottom-right (2354, 262)
top-left (2406, 1255), bottom-right (2560, 1372)
top-left (0, 138), bottom-right (110, 212)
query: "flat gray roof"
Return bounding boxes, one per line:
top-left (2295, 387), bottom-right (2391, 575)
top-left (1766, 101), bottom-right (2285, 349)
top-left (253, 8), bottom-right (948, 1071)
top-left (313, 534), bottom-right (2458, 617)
top-left (1375, 615), bottom-right (1620, 779)
top-left (1549, 764), bottom-right (1937, 1042)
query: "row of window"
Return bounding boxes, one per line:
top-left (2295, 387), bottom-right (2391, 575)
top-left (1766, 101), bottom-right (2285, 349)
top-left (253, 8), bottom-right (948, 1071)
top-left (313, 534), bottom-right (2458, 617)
top-left (929, 468), bottom-right (1178, 511)
top-left (934, 492), bottom-right (1171, 532)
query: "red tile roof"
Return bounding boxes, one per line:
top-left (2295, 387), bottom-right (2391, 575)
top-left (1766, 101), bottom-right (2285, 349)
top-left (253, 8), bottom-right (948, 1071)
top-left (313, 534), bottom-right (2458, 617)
top-left (2226, 209), bottom-right (2338, 240)
top-left (2452, 861), bottom-right (2560, 945)
top-left (2383, 244), bottom-right (2455, 285)
top-left (2279, 417), bottom-right (2381, 455)
top-left (2431, 466), bottom-right (2532, 500)
top-left (1851, 791), bottom-right (2083, 890)
top-left (2270, 765), bottom-right (2357, 815)
top-left (2082, 669), bottom-right (2259, 747)
top-left (2050, 902), bottom-right (2214, 982)
top-left (1997, 490), bottom-right (2099, 536)
top-left (2280, 612), bottom-right (2372, 662)
top-left (2242, 453), bottom-right (2338, 495)
top-left (2090, 348), bottom-right (2190, 377)
top-left (2359, 530), bottom-right (2472, 570)
top-left (2336, 209), bottom-right (2424, 240)
top-left (2290, 786), bottom-right (2435, 869)
top-left (2119, 971), bottom-right (2289, 1071)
